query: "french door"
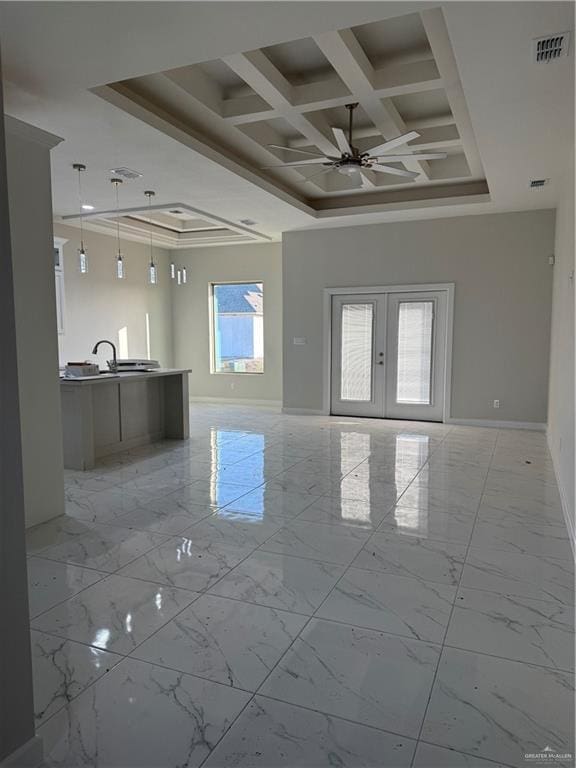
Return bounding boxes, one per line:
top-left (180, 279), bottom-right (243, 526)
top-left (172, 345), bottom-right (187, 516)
top-left (330, 290), bottom-right (448, 421)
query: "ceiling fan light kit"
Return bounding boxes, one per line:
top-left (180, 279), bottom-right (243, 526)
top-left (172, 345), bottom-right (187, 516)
top-left (265, 103), bottom-right (447, 187)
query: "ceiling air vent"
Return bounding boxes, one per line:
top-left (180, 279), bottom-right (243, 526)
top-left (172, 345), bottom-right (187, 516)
top-left (529, 179), bottom-right (549, 189)
top-left (240, 218), bottom-right (257, 226)
top-left (532, 32), bottom-right (570, 63)
top-left (109, 167), bottom-right (143, 180)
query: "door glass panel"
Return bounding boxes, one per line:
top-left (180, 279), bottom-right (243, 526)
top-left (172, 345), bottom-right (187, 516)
top-left (340, 303), bottom-right (373, 401)
top-left (396, 301), bottom-right (434, 404)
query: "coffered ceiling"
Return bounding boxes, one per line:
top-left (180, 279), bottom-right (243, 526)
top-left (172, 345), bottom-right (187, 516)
top-left (95, 7), bottom-right (488, 218)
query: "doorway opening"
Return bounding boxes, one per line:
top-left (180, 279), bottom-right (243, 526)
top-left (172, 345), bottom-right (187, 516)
top-left (328, 284), bottom-right (453, 422)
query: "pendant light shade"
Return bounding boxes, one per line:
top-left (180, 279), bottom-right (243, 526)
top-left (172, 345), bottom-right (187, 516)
top-left (73, 163), bottom-right (88, 274)
top-left (144, 190), bottom-right (157, 285)
top-left (111, 178), bottom-right (125, 279)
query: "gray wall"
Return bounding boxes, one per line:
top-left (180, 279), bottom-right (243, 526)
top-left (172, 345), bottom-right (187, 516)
top-left (547, 154), bottom-right (575, 538)
top-left (0, 99), bottom-right (37, 765)
top-left (54, 224), bottom-right (173, 369)
top-left (283, 210), bottom-right (555, 422)
top-left (172, 243), bottom-right (282, 404)
top-left (6, 119), bottom-right (65, 529)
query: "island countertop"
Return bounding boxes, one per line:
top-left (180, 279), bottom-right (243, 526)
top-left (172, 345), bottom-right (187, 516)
top-left (60, 368), bottom-right (191, 385)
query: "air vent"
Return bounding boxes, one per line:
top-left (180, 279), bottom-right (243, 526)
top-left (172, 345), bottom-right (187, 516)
top-left (169, 209), bottom-right (183, 214)
top-left (240, 218), bottom-right (257, 226)
top-left (533, 32), bottom-right (570, 63)
top-left (109, 167), bottom-right (143, 180)
top-left (529, 179), bottom-right (549, 189)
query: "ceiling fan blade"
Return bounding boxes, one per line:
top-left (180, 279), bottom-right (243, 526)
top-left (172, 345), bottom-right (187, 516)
top-left (371, 164), bottom-right (420, 179)
top-left (268, 144), bottom-right (325, 158)
top-left (261, 159), bottom-right (330, 168)
top-left (332, 127), bottom-right (352, 155)
top-left (368, 152), bottom-right (447, 161)
top-left (366, 131), bottom-right (420, 156)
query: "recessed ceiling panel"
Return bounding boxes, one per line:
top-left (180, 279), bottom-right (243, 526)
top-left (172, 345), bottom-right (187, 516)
top-left (262, 37), bottom-right (336, 85)
top-left (351, 13), bottom-right (432, 66)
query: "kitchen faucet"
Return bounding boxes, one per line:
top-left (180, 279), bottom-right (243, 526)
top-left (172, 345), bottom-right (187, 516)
top-left (92, 340), bottom-right (118, 372)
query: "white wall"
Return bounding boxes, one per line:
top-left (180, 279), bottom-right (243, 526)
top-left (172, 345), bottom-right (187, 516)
top-left (171, 243), bottom-right (282, 404)
top-left (283, 210), bottom-right (555, 422)
top-left (6, 118), bottom-right (65, 529)
top-left (54, 224), bottom-right (173, 369)
top-left (547, 153), bottom-right (575, 542)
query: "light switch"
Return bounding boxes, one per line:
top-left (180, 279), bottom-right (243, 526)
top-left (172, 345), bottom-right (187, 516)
top-left (293, 337), bottom-right (307, 345)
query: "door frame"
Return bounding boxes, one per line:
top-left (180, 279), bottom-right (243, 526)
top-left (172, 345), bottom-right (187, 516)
top-left (322, 283), bottom-right (455, 421)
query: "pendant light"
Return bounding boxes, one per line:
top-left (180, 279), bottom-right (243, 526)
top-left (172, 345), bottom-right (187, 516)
top-left (170, 262), bottom-right (176, 280)
top-left (111, 178), bottom-right (125, 279)
top-left (72, 163), bottom-right (88, 273)
top-left (144, 190), bottom-right (157, 285)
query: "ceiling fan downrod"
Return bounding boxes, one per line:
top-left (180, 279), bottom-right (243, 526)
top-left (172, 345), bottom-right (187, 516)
top-left (345, 102), bottom-right (359, 157)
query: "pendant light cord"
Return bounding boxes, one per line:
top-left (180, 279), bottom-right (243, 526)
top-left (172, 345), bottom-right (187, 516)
top-left (148, 195), bottom-right (154, 264)
top-left (77, 167), bottom-right (85, 250)
top-left (114, 181), bottom-right (121, 256)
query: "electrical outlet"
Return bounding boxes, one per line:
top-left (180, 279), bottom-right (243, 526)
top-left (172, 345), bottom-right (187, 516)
top-left (493, 399), bottom-right (500, 409)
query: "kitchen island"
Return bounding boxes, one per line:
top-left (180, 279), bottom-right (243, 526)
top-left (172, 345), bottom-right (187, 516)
top-left (60, 368), bottom-right (191, 470)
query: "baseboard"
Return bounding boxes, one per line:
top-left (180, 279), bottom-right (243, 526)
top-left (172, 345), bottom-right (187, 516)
top-left (189, 396), bottom-right (282, 409)
top-left (281, 407), bottom-right (329, 415)
top-left (445, 418), bottom-right (546, 431)
top-left (547, 431), bottom-right (575, 556)
top-left (0, 735), bottom-right (43, 768)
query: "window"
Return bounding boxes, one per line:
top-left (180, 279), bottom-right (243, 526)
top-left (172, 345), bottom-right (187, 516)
top-left (210, 282), bottom-right (264, 373)
top-left (53, 239), bottom-right (66, 336)
top-left (340, 303), bottom-right (373, 401)
top-left (396, 300), bottom-right (434, 405)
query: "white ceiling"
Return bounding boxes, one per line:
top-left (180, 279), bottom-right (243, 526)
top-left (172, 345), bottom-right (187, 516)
top-left (0, 1), bottom-right (573, 242)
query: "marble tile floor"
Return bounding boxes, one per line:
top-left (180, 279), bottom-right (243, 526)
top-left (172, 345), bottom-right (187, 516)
top-left (25, 404), bottom-right (574, 767)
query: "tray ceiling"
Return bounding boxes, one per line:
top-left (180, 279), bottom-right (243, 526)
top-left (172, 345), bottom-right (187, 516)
top-left (95, 7), bottom-right (488, 218)
top-left (60, 204), bottom-right (272, 248)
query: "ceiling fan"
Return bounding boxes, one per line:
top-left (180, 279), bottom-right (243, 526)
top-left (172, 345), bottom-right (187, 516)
top-left (263, 103), bottom-right (447, 188)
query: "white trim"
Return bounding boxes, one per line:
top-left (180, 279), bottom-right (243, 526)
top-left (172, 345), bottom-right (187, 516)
top-left (190, 396), bottom-right (281, 409)
top-left (4, 116), bottom-right (63, 149)
top-left (0, 735), bottom-right (43, 768)
top-left (547, 431), bottom-right (575, 556)
top-left (323, 283), bottom-right (456, 296)
top-left (446, 418), bottom-right (547, 430)
top-left (282, 407), bottom-right (328, 416)
top-left (322, 282), bottom-right (455, 420)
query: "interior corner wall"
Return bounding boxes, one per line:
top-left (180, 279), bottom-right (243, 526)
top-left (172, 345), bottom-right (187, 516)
top-left (54, 224), bottom-right (174, 370)
top-left (282, 210), bottom-right (555, 422)
top-left (6, 126), bottom-right (65, 529)
top-left (171, 242), bottom-right (282, 404)
top-left (0, 93), bottom-right (37, 765)
top-left (547, 154), bottom-right (575, 542)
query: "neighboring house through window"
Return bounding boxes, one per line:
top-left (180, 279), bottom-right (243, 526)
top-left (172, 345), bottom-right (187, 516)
top-left (210, 282), bottom-right (264, 373)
